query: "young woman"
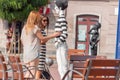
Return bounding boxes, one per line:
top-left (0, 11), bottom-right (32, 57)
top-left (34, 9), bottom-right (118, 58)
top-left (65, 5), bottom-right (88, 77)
top-left (21, 11), bottom-right (60, 79)
top-left (37, 14), bottom-right (50, 79)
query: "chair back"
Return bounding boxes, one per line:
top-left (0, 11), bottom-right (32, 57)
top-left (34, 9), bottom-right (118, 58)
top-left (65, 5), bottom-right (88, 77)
top-left (83, 59), bottom-right (120, 80)
top-left (0, 54), bottom-right (8, 80)
top-left (70, 55), bottom-right (106, 79)
top-left (8, 55), bottom-right (24, 80)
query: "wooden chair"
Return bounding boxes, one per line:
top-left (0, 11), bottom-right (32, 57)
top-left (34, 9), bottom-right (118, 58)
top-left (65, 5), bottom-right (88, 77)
top-left (62, 56), bottom-right (120, 80)
top-left (0, 54), bottom-right (41, 80)
top-left (0, 54), bottom-right (8, 80)
top-left (68, 49), bottom-right (85, 59)
top-left (8, 55), bottom-right (35, 80)
top-left (62, 55), bottom-right (107, 80)
top-left (8, 55), bottom-right (54, 80)
top-left (83, 59), bottom-right (120, 80)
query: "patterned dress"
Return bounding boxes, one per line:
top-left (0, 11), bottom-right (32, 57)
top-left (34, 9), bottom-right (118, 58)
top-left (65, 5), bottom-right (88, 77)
top-left (38, 29), bottom-right (47, 70)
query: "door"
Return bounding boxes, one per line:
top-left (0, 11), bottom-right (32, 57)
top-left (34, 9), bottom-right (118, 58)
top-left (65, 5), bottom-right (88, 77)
top-left (75, 15), bottom-right (99, 55)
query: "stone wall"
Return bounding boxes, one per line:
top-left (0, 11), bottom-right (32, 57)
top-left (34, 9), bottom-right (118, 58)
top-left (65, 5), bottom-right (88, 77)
top-left (66, 0), bottom-right (118, 58)
top-left (0, 19), bottom-right (8, 53)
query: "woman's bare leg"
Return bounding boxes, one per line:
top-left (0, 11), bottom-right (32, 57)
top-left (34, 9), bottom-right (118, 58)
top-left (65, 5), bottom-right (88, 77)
top-left (24, 58), bottom-right (39, 79)
top-left (36, 70), bottom-right (42, 79)
top-left (24, 63), bottom-right (31, 78)
top-left (29, 58), bottom-right (40, 79)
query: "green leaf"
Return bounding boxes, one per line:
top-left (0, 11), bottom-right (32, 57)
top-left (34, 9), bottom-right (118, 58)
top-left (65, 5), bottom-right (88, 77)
top-left (0, 0), bottom-right (48, 22)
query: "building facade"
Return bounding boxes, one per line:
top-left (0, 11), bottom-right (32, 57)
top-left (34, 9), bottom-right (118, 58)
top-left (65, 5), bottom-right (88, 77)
top-left (67, 0), bottom-right (118, 58)
top-left (0, 0), bottom-right (118, 59)
top-left (47, 0), bottom-right (118, 59)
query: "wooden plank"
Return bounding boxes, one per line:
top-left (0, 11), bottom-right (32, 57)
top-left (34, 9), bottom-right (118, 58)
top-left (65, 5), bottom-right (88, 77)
top-left (68, 49), bottom-right (85, 59)
top-left (0, 54), bottom-right (8, 79)
top-left (90, 59), bottom-right (120, 67)
top-left (89, 69), bottom-right (118, 76)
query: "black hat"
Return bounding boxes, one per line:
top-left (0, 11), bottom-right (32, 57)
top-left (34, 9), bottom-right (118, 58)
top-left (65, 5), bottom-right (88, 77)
top-left (95, 22), bottom-right (101, 29)
top-left (55, 0), bottom-right (68, 10)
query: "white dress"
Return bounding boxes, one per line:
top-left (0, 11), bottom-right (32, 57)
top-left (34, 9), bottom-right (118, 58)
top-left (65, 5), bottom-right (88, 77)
top-left (21, 25), bottom-right (41, 63)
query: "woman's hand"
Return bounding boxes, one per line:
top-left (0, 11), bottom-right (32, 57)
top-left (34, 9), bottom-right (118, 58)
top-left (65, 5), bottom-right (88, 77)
top-left (40, 40), bottom-right (47, 44)
top-left (53, 32), bottom-right (61, 37)
top-left (36, 30), bottom-right (61, 43)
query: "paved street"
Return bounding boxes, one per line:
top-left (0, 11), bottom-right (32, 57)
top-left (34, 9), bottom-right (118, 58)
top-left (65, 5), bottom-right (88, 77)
top-left (49, 63), bottom-right (80, 80)
top-left (49, 64), bottom-right (61, 80)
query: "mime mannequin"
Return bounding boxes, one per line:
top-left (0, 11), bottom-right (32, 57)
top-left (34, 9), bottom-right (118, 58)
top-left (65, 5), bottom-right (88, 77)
top-left (54, 0), bottom-right (69, 80)
top-left (88, 22), bottom-right (101, 56)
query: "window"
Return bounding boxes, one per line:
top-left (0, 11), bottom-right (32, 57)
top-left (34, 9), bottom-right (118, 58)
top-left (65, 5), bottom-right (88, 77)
top-left (75, 15), bottom-right (99, 55)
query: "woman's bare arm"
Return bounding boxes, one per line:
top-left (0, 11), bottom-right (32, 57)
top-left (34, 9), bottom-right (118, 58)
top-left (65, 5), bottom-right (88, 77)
top-left (36, 30), bottom-right (61, 43)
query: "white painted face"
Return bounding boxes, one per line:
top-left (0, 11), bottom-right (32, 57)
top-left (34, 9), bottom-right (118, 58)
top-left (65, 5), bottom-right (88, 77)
top-left (54, 4), bottom-right (60, 14)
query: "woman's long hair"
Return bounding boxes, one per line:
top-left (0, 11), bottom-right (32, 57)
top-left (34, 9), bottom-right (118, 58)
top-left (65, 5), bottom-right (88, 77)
top-left (25, 11), bottom-right (42, 34)
top-left (40, 14), bottom-right (49, 34)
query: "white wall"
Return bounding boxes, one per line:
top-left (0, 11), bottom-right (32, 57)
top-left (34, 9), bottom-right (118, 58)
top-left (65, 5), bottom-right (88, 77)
top-left (0, 19), bottom-right (8, 53)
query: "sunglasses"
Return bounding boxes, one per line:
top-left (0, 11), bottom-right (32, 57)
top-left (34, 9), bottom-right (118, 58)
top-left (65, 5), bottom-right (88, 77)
top-left (42, 19), bottom-right (47, 22)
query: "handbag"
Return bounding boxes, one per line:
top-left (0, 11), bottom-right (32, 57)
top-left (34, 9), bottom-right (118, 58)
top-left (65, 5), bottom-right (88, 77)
top-left (41, 70), bottom-right (50, 80)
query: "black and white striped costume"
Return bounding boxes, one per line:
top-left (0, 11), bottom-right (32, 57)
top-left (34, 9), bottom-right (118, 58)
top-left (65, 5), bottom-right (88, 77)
top-left (38, 29), bottom-right (47, 70)
top-left (55, 14), bottom-right (68, 42)
top-left (54, 13), bottom-right (68, 79)
top-left (54, 0), bottom-right (68, 79)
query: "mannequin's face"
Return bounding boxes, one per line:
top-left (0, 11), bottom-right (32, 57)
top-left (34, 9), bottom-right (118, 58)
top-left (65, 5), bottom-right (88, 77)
top-left (54, 4), bottom-right (60, 14)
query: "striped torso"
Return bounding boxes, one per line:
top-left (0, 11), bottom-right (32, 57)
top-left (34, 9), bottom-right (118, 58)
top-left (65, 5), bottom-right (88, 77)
top-left (54, 14), bottom-right (68, 43)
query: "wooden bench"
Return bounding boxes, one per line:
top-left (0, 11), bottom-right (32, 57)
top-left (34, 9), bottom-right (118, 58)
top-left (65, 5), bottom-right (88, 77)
top-left (68, 49), bottom-right (85, 60)
top-left (62, 55), bottom-right (120, 80)
top-left (83, 59), bottom-right (120, 80)
top-left (70, 55), bottom-right (106, 78)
